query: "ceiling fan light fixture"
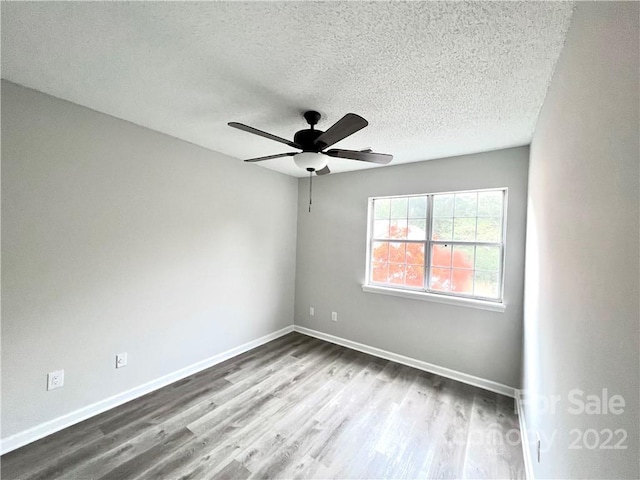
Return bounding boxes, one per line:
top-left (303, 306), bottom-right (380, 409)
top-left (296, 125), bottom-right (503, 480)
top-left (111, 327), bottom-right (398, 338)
top-left (293, 151), bottom-right (327, 171)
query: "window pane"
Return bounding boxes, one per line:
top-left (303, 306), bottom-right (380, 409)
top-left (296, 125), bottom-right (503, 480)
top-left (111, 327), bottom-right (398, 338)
top-left (408, 196), bottom-right (427, 218)
top-left (388, 263), bottom-right (405, 285)
top-left (478, 191), bottom-right (503, 217)
top-left (431, 244), bottom-right (452, 267)
top-left (374, 198), bottom-right (391, 219)
top-left (432, 218), bottom-right (453, 241)
top-left (372, 241), bottom-right (389, 262)
top-left (390, 197), bottom-right (408, 218)
top-left (371, 262), bottom-right (389, 283)
top-left (405, 265), bottom-right (425, 288)
top-left (453, 217), bottom-right (476, 241)
top-left (452, 245), bottom-right (474, 269)
top-left (369, 190), bottom-right (505, 302)
top-left (389, 219), bottom-right (408, 239)
top-left (476, 217), bottom-right (502, 242)
top-left (454, 192), bottom-right (478, 217)
top-left (452, 269), bottom-right (474, 295)
top-left (407, 219), bottom-right (426, 240)
top-left (475, 246), bottom-right (500, 272)
top-left (373, 220), bottom-right (389, 239)
top-left (433, 194), bottom-right (454, 217)
top-left (430, 267), bottom-right (451, 292)
top-left (474, 271), bottom-right (499, 298)
top-left (406, 243), bottom-right (425, 265)
top-left (388, 242), bottom-right (406, 263)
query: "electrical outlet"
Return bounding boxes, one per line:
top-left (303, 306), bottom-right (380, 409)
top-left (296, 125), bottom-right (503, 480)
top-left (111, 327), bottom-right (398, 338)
top-left (309, 306), bottom-right (314, 316)
top-left (116, 353), bottom-right (128, 369)
top-left (536, 433), bottom-right (541, 463)
top-left (331, 312), bottom-right (338, 322)
top-left (47, 370), bottom-right (64, 390)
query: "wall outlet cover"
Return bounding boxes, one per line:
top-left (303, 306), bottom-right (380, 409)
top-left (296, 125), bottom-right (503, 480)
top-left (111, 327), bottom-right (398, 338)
top-left (47, 370), bottom-right (64, 390)
top-left (331, 312), bottom-right (338, 322)
top-left (309, 306), bottom-right (314, 316)
top-left (116, 353), bottom-right (128, 369)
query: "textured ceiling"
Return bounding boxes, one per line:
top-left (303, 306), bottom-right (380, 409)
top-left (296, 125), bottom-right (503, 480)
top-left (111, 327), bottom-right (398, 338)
top-left (1, 2), bottom-right (574, 177)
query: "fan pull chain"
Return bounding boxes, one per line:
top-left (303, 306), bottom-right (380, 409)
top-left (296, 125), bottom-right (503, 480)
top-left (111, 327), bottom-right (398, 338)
top-left (308, 170), bottom-right (313, 213)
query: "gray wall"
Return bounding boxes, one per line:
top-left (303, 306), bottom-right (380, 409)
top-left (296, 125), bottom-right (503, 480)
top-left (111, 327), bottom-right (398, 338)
top-left (1, 81), bottom-right (298, 438)
top-left (523, 2), bottom-right (639, 479)
top-left (294, 147), bottom-right (529, 388)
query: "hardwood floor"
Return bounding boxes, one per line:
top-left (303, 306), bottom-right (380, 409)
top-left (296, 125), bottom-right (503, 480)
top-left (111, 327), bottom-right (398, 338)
top-left (1, 333), bottom-right (525, 479)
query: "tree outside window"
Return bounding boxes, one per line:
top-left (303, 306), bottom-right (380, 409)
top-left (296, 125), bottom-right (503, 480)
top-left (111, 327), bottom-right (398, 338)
top-left (368, 190), bottom-right (505, 301)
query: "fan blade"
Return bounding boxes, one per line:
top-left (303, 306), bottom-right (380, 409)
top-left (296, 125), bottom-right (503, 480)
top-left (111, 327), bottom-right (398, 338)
top-left (244, 152), bottom-right (297, 163)
top-left (316, 166), bottom-right (331, 175)
top-left (229, 122), bottom-right (300, 149)
top-left (314, 113), bottom-right (368, 149)
top-left (325, 149), bottom-right (393, 164)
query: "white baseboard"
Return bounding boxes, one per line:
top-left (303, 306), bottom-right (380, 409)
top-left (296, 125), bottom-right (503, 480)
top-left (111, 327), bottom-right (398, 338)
top-left (293, 325), bottom-right (517, 398)
top-left (516, 392), bottom-right (536, 480)
top-left (0, 325), bottom-right (295, 455)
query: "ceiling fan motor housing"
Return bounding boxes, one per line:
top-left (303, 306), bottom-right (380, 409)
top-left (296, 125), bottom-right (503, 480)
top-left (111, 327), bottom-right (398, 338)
top-left (294, 128), bottom-right (324, 152)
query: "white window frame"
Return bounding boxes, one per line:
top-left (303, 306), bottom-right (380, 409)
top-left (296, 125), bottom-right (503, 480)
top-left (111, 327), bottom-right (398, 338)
top-left (363, 188), bottom-right (508, 312)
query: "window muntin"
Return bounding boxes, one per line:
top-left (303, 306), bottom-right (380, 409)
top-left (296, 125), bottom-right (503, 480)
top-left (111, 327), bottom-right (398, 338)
top-left (367, 189), bottom-right (506, 302)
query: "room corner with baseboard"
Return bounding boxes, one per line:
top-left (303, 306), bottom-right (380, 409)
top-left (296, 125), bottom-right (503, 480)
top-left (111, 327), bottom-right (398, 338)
top-left (0, 80), bottom-right (298, 447)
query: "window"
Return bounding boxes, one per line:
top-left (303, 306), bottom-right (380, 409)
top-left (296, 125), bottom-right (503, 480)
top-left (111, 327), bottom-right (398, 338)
top-left (366, 189), bottom-right (506, 303)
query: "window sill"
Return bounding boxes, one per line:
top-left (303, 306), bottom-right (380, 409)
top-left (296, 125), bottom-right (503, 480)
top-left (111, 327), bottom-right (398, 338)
top-left (361, 285), bottom-right (507, 312)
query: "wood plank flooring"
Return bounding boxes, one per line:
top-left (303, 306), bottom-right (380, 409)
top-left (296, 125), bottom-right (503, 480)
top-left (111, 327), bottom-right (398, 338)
top-left (1, 333), bottom-right (525, 479)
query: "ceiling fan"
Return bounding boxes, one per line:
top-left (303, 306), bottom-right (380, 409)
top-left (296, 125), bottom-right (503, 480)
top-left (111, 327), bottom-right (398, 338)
top-left (228, 110), bottom-right (393, 175)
